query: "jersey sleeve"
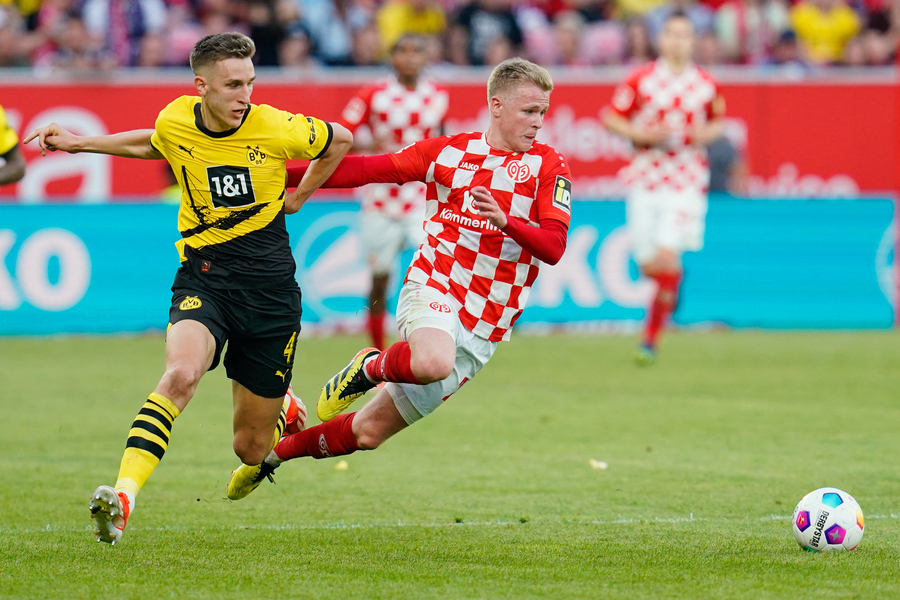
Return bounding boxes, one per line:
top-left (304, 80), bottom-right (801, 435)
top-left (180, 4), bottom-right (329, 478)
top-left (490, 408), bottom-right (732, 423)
top-left (0, 107), bottom-right (19, 157)
top-left (339, 87), bottom-right (374, 132)
top-left (535, 151), bottom-right (573, 226)
top-left (387, 136), bottom-right (448, 184)
top-left (608, 70), bottom-right (642, 118)
top-left (282, 111), bottom-right (333, 161)
top-left (149, 111), bottom-right (169, 160)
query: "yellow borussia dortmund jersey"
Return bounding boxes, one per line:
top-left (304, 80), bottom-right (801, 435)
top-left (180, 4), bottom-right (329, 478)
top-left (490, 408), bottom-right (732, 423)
top-left (150, 96), bottom-right (332, 288)
top-left (0, 105), bottom-right (20, 157)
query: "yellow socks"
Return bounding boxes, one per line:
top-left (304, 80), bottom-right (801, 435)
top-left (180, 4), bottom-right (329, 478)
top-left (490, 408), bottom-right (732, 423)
top-left (115, 393), bottom-right (180, 499)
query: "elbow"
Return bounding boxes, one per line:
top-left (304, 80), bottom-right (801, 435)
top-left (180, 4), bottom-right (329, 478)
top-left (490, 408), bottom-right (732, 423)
top-left (330, 123), bottom-right (353, 156)
top-left (1, 161), bottom-right (26, 185)
top-left (10, 163), bottom-right (26, 184)
top-left (3, 149), bottom-right (26, 183)
top-left (543, 252), bottom-right (563, 266)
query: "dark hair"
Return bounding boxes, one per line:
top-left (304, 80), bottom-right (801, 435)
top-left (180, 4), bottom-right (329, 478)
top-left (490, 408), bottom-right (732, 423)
top-left (190, 32), bottom-right (256, 74)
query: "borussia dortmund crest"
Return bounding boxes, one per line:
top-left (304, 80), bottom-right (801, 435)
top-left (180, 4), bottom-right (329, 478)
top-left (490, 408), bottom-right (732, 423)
top-left (247, 145), bottom-right (267, 166)
top-left (180, 296), bottom-right (202, 310)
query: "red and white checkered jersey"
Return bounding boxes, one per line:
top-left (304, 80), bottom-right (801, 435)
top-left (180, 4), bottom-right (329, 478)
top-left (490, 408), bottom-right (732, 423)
top-left (340, 76), bottom-right (449, 218)
top-left (608, 59), bottom-right (725, 193)
top-left (388, 132), bottom-right (572, 342)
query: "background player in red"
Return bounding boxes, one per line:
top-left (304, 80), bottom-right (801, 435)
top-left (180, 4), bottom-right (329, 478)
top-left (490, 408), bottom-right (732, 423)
top-left (338, 34), bottom-right (449, 350)
top-left (228, 58), bottom-right (572, 498)
top-left (602, 12), bottom-right (725, 365)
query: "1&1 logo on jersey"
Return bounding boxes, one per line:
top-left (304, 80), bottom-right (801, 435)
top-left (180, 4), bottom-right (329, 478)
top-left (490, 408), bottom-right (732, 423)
top-left (207, 165), bottom-right (257, 208)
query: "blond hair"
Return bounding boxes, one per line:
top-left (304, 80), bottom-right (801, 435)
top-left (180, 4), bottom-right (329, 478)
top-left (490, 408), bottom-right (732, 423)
top-left (190, 32), bottom-right (256, 74)
top-left (487, 58), bottom-right (554, 102)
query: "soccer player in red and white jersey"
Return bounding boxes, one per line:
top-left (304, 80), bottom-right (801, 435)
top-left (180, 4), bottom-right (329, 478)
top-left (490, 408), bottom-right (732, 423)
top-left (338, 34), bottom-right (449, 350)
top-left (228, 58), bottom-right (572, 498)
top-left (602, 12), bottom-right (725, 365)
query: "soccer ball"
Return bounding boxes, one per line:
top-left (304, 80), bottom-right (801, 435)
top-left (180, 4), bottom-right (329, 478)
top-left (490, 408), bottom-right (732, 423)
top-left (792, 487), bottom-right (865, 552)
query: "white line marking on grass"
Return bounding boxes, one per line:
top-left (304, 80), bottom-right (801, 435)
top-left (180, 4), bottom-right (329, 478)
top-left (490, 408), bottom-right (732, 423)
top-left (3, 514), bottom-right (898, 535)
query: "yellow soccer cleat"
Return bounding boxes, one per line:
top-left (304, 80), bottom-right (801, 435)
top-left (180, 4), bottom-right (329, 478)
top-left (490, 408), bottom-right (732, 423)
top-left (227, 461), bottom-right (277, 500)
top-left (317, 347), bottom-right (380, 422)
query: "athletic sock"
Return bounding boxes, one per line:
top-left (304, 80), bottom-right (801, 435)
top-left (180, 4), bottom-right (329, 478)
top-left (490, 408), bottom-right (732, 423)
top-left (115, 393), bottom-right (180, 500)
top-left (272, 412), bottom-right (360, 461)
top-left (367, 311), bottom-right (386, 350)
top-left (364, 341), bottom-right (423, 385)
top-left (643, 272), bottom-right (682, 348)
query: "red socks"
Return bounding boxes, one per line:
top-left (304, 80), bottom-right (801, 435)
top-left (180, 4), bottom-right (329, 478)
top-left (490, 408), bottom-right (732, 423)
top-left (643, 271), bottom-right (682, 348)
top-left (367, 312), bottom-right (385, 351)
top-left (274, 413), bottom-right (360, 460)
top-left (364, 341), bottom-right (423, 385)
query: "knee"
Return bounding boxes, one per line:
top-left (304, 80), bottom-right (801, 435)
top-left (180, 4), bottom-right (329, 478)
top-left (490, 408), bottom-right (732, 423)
top-left (159, 363), bottom-right (203, 399)
top-left (353, 420), bottom-right (386, 451)
top-left (411, 353), bottom-right (454, 384)
top-left (233, 434), bottom-right (271, 466)
top-left (355, 432), bottom-right (382, 451)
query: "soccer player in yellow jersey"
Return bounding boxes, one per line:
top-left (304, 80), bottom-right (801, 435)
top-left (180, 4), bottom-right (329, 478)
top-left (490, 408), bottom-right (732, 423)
top-left (0, 105), bottom-right (26, 185)
top-left (24, 32), bottom-right (352, 545)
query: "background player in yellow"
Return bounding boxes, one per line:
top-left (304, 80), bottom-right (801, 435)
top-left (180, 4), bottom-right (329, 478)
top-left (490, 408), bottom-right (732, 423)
top-left (24, 32), bottom-right (352, 545)
top-left (0, 104), bottom-right (26, 185)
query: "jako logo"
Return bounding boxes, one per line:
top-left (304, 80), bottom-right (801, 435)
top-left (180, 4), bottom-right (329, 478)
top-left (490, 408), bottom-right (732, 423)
top-left (459, 161), bottom-right (479, 171)
top-left (429, 301), bottom-right (451, 313)
top-left (506, 160), bottom-right (531, 183)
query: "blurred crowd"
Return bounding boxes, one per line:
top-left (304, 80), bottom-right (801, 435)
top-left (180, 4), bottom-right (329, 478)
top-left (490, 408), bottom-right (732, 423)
top-left (0, 0), bottom-right (896, 72)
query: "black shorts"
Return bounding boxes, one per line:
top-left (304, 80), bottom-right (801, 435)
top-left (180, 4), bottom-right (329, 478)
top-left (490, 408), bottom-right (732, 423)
top-left (168, 278), bottom-right (302, 398)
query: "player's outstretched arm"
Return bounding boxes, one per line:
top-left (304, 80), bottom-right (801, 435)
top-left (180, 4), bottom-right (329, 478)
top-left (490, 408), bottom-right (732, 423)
top-left (24, 124), bottom-right (162, 159)
top-left (0, 146), bottom-right (26, 185)
top-left (284, 155), bottom-right (406, 194)
top-left (284, 123), bottom-right (353, 214)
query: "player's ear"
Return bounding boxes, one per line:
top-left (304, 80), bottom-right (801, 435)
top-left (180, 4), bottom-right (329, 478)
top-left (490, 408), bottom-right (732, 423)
top-left (489, 95), bottom-right (503, 118)
top-left (194, 75), bottom-right (207, 96)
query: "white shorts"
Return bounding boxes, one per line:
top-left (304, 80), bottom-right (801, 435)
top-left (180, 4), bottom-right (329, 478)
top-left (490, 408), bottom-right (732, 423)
top-left (360, 210), bottom-right (425, 276)
top-left (626, 187), bottom-right (707, 264)
top-left (386, 283), bottom-right (497, 424)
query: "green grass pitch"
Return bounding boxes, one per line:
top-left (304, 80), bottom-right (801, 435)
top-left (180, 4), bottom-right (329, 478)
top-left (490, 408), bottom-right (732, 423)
top-left (1, 331), bottom-right (899, 599)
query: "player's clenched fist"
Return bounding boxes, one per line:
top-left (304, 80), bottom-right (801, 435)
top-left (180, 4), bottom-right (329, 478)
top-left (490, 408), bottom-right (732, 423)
top-left (23, 122), bottom-right (79, 156)
top-left (470, 185), bottom-right (508, 229)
